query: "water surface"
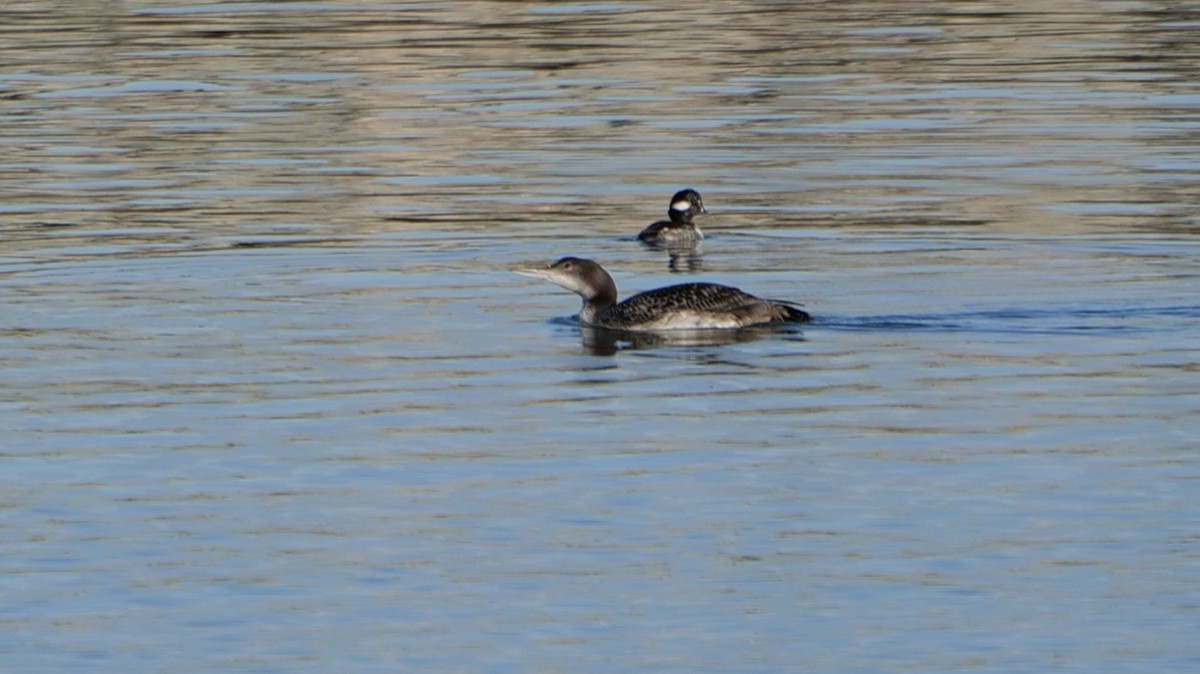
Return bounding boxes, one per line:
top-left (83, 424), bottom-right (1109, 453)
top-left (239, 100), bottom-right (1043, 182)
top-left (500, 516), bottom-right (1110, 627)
top-left (1, 1), bottom-right (1198, 672)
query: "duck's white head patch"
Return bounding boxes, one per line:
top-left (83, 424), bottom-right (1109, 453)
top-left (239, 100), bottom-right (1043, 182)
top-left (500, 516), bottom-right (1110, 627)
top-left (671, 199), bottom-right (692, 212)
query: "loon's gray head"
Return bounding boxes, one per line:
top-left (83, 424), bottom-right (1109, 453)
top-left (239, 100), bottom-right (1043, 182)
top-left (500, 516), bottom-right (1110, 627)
top-left (513, 257), bottom-right (616, 303)
top-left (668, 189), bottom-right (707, 222)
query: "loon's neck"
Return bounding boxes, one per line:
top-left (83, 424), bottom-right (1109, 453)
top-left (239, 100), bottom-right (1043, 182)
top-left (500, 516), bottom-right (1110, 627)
top-left (579, 275), bottom-right (618, 326)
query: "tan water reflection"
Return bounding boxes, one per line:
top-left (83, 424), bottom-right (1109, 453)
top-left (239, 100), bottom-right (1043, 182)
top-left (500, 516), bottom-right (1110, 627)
top-left (1, 0), bottom-right (1197, 256)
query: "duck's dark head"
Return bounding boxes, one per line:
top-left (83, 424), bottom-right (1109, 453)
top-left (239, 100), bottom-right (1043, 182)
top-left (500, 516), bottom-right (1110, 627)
top-left (668, 189), bottom-right (706, 222)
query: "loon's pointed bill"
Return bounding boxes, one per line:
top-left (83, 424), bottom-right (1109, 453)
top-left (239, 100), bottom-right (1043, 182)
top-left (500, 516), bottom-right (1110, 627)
top-left (514, 261), bottom-right (596, 299)
top-left (512, 266), bottom-right (552, 280)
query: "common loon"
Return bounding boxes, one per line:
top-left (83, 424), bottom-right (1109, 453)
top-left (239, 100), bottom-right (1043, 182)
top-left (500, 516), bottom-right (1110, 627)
top-left (514, 257), bottom-right (810, 330)
top-left (636, 189), bottom-right (707, 246)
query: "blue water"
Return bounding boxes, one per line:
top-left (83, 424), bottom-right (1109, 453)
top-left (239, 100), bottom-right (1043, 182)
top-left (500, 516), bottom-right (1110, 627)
top-left (1, 1), bottom-right (1198, 672)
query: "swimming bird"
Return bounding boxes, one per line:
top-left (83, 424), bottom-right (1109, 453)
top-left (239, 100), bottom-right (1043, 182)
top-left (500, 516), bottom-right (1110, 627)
top-left (514, 257), bottom-right (810, 330)
top-left (637, 188), bottom-right (707, 245)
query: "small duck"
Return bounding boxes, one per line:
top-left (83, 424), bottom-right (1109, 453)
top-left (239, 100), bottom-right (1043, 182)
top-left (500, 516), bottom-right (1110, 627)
top-left (636, 189), bottom-right (707, 246)
top-left (514, 257), bottom-right (810, 330)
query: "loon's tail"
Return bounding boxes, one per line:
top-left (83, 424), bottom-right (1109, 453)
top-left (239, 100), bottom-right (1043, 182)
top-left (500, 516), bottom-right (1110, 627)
top-left (780, 303), bottom-right (812, 323)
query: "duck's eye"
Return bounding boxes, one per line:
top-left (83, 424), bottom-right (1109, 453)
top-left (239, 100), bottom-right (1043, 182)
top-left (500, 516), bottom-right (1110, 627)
top-left (562, 262), bottom-right (572, 270)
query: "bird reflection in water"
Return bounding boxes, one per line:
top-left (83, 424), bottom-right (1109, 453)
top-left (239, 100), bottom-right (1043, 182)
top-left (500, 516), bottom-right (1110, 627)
top-left (665, 240), bottom-right (704, 273)
top-left (579, 324), bottom-right (804, 356)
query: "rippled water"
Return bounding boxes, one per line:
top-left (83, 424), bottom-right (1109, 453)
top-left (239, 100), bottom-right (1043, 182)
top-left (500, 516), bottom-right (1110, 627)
top-left (2, 1), bottom-right (1198, 672)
